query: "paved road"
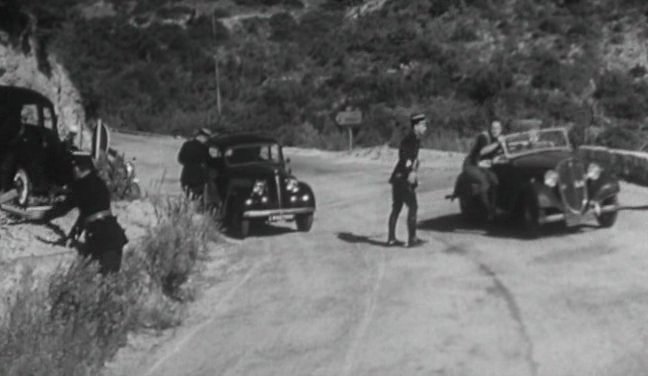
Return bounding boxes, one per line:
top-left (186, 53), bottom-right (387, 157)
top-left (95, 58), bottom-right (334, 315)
top-left (109, 132), bottom-right (648, 376)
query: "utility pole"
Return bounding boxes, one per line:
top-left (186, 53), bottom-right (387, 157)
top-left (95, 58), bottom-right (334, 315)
top-left (211, 14), bottom-right (222, 127)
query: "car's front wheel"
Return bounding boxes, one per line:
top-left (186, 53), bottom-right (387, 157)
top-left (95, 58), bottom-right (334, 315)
top-left (596, 195), bottom-right (618, 228)
top-left (295, 213), bottom-right (313, 232)
top-left (13, 168), bottom-right (31, 207)
top-left (238, 218), bottom-right (250, 239)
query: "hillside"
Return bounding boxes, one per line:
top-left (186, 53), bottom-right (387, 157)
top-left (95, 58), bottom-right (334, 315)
top-left (15, 0), bottom-right (648, 151)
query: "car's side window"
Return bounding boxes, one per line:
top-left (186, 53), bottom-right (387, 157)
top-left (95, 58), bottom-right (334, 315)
top-left (21, 104), bottom-right (39, 126)
top-left (259, 146), bottom-right (271, 161)
top-left (42, 107), bottom-right (54, 130)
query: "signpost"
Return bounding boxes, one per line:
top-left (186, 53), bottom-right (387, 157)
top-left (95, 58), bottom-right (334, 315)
top-left (335, 108), bottom-right (363, 152)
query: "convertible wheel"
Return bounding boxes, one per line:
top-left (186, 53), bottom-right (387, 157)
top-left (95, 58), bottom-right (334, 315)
top-left (522, 193), bottom-right (541, 238)
top-left (459, 195), bottom-right (472, 221)
top-left (459, 195), bottom-right (485, 223)
top-left (596, 195), bottom-right (618, 228)
top-left (13, 168), bottom-right (31, 207)
top-left (295, 213), bottom-right (314, 232)
top-left (238, 218), bottom-right (250, 239)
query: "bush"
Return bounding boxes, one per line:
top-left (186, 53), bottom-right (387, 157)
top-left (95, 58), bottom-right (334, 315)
top-left (0, 194), bottom-right (218, 375)
top-left (595, 125), bottom-right (643, 149)
top-left (141, 197), bottom-right (215, 299)
top-left (0, 260), bottom-right (143, 376)
top-left (595, 70), bottom-right (648, 120)
top-left (269, 12), bottom-right (298, 41)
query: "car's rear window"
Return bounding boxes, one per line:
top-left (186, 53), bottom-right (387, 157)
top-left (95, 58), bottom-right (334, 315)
top-left (225, 143), bottom-right (282, 165)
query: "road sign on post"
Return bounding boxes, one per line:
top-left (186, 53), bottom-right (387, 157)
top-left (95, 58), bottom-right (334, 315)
top-left (335, 109), bottom-right (363, 153)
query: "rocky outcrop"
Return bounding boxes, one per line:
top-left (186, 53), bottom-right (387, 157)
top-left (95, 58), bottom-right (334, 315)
top-left (0, 16), bottom-right (89, 148)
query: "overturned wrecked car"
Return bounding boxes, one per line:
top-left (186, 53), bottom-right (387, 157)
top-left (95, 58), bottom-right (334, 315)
top-left (203, 133), bottom-right (316, 238)
top-left (449, 126), bottom-right (620, 236)
top-left (0, 86), bottom-right (79, 207)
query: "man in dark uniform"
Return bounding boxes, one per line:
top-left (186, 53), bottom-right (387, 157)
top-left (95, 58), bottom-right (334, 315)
top-left (462, 119), bottom-right (504, 221)
top-left (39, 153), bottom-right (128, 275)
top-left (387, 113), bottom-right (428, 247)
top-left (178, 128), bottom-right (211, 199)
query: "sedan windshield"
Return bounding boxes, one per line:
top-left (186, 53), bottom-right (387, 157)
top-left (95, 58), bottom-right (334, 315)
top-left (502, 128), bottom-right (571, 156)
top-left (225, 143), bottom-right (282, 165)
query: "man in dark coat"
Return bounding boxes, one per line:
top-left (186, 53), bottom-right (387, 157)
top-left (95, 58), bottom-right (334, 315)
top-left (178, 128), bottom-right (211, 199)
top-left (387, 113), bottom-right (427, 247)
top-left (462, 119), bottom-right (504, 221)
top-left (40, 153), bottom-right (128, 275)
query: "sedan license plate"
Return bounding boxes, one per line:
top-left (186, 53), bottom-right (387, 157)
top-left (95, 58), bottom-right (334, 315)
top-left (269, 214), bottom-right (293, 222)
top-left (564, 211), bottom-right (593, 227)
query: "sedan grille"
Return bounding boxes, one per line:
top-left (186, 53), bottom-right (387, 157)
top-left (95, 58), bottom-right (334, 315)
top-left (556, 158), bottom-right (588, 214)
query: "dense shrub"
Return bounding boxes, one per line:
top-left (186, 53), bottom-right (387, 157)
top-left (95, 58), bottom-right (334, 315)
top-left (595, 70), bottom-right (648, 120)
top-left (10, 0), bottom-right (648, 152)
top-left (269, 12), bottom-right (298, 41)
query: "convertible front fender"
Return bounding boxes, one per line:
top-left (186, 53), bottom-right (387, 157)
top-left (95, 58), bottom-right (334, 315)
top-left (590, 180), bottom-right (620, 202)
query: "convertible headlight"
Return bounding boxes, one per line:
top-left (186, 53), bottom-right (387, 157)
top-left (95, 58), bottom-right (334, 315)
top-left (544, 170), bottom-right (559, 187)
top-left (252, 180), bottom-right (267, 196)
top-left (586, 163), bottom-right (602, 180)
top-left (286, 178), bottom-right (299, 193)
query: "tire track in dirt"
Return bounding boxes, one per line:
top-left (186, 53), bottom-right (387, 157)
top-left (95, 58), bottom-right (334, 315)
top-left (142, 257), bottom-right (266, 376)
top-left (421, 215), bottom-right (539, 375)
top-left (339, 247), bottom-right (386, 376)
top-left (477, 263), bottom-right (539, 376)
top-left (320, 190), bottom-right (390, 376)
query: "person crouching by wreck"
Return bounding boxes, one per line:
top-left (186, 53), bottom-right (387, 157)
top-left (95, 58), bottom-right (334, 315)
top-left (39, 153), bottom-right (128, 275)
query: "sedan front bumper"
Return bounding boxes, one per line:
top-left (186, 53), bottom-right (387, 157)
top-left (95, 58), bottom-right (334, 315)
top-left (243, 207), bottom-right (315, 219)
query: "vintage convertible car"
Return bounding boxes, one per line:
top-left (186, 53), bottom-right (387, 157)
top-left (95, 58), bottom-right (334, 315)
top-left (0, 86), bottom-right (78, 207)
top-left (203, 133), bottom-right (316, 238)
top-left (450, 127), bottom-right (620, 236)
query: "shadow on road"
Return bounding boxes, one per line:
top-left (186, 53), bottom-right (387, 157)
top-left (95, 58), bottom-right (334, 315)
top-left (417, 214), bottom-right (594, 240)
top-left (337, 232), bottom-right (389, 247)
top-left (242, 222), bottom-right (295, 238)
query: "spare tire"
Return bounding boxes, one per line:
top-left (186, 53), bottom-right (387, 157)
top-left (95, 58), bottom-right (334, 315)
top-left (13, 168), bottom-right (31, 207)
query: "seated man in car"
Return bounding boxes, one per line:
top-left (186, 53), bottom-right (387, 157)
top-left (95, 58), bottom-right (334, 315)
top-left (462, 119), bottom-right (505, 221)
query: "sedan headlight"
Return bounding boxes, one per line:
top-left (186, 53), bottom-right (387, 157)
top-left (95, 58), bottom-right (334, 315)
top-left (544, 170), bottom-right (558, 187)
top-left (286, 178), bottom-right (299, 193)
top-left (586, 163), bottom-right (602, 180)
top-left (252, 180), bottom-right (267, 196)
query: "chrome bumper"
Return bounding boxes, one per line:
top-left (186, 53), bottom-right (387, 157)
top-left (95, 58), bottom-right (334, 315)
top-left (243, 207), bottom-right (315, 219)
top-left (539, 203), bottom-right (619, 224)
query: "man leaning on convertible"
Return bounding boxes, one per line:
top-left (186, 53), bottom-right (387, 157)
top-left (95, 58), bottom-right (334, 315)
top-left (461, 120), bottom-right (505, 222)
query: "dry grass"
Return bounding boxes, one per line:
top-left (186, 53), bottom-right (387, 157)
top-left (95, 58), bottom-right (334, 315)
top-left (0, 196), bottom-right (218, 376)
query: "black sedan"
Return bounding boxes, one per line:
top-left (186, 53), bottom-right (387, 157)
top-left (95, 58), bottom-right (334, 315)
top-left (203, 133), bottom-right (316, 238)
